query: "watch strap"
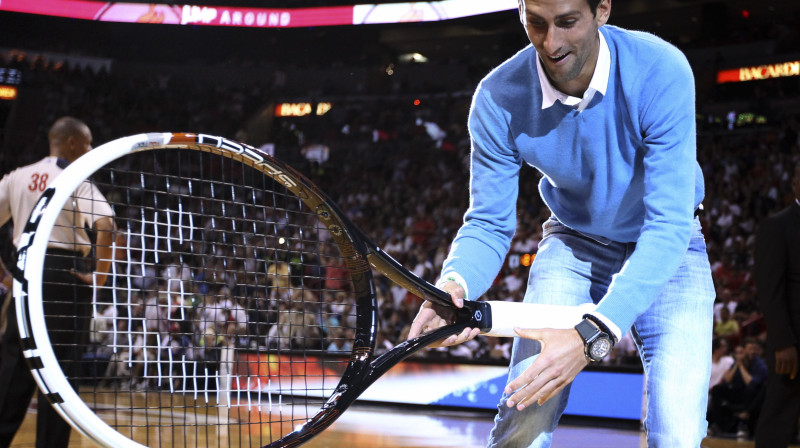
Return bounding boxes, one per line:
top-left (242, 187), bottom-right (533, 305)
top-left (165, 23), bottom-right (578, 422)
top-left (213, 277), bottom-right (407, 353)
top-left (583, 313), bottom-right (617, 343)
top-left (574, 318), bottom-right (599, 342)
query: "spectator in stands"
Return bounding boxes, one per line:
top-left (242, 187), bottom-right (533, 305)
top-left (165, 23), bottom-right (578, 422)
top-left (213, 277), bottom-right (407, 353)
top-left (710, 337), bottom-right (735, 391)
top-left (715, 306), bottom-right (740, 340)
top-left (322, 253), bottom-right (351, 292)
top-left (714, 287), bottom-right (738, 322)
top-left (511, 228), bottom-right (540, 254)
top-left (708, 338), bottom-right (768, 438)
top-left (609, 332), bottom-right (639, 366)
top-left (326, 326), bottom-right (352, 353)
top-left (409, 207), bottom-right (435, 248)
top-left (409, 246), bottom-right (434, 284)
top-left (489, 337), bottom-right (513, 361)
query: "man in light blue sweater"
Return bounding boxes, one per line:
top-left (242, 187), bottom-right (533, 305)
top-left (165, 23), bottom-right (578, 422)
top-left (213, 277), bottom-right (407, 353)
top-left (408, 0), bottom-right (715, 446)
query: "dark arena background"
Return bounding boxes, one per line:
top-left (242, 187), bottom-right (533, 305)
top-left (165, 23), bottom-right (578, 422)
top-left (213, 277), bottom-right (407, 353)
top-left (0, 0), bottom-right (799, 447)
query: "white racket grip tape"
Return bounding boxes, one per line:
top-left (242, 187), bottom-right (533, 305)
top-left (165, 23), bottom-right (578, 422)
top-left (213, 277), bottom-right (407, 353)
top-left (482, 301), bottom-right (596, 337)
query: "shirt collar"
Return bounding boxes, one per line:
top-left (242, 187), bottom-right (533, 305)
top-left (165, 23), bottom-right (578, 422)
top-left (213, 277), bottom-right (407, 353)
top-left (537, 29), bottom-right (610, 111)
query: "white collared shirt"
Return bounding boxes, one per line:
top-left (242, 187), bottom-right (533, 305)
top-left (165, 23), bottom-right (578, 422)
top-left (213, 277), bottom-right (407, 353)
top-left (536, 29), bottom-right (610, 112)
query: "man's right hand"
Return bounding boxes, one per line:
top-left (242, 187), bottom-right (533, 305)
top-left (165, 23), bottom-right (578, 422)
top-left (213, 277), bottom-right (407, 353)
top-left (407, 280), bottom-right (480, 347)
top-left (775, 345), bottom-right (799, 380)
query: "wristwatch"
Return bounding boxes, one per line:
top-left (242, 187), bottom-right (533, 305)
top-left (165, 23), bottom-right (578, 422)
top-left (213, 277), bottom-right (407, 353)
top-left (574, 317), bottom-right (614, 362)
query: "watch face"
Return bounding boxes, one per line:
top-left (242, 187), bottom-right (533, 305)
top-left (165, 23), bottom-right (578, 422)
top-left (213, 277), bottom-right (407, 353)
top-left (589, 336), bottom-right (612, 360)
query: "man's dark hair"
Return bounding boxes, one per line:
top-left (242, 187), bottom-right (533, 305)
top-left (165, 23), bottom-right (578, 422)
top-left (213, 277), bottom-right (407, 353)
top-left (587, 0), bottom-right (602, 16)
top-left (48, 116), bottom-right (87, 144)
top-left (518, 0), bottom-right (603, 18)
top-left (741, 337), bottom-right (760, 348)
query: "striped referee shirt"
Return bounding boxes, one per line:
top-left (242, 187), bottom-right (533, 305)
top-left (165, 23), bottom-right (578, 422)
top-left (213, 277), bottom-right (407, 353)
top-left (0, 156), bottom-right (113, 255)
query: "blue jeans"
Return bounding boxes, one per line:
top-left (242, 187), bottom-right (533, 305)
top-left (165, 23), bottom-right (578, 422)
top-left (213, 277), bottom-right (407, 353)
top-left (487, 217), bottom-right (715, 447)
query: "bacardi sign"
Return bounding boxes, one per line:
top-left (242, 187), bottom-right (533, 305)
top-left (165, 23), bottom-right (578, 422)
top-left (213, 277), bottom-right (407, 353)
top-left (274, 102), bottom-right (333, 117)
top-left (717, 60), bottom-right (800, 84)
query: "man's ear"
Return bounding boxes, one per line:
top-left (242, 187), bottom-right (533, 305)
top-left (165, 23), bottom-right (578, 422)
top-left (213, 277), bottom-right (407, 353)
top-left (595, 0), bottom-right (611, 26)
top-left (518, 0), bottom-right (525, 26)
top-left (64, 136), bottom-right (76, 157)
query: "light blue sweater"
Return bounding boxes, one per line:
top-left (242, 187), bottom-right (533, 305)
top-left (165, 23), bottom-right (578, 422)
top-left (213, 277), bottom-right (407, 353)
top-left (442, 25), bottom-right (704, 334)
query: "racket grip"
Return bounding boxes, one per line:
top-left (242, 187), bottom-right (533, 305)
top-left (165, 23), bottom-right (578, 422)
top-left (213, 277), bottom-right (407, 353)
top-left (481, 301), bottom-right (596, 337)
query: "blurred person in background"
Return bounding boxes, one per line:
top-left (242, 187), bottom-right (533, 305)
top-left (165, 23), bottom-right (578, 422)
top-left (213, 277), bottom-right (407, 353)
top-left (0, 117), bottom-right (116, 448)
top-left (707, 338), bottom-right (768, 438)
top-left (754, 160), bottom-right (800, 447)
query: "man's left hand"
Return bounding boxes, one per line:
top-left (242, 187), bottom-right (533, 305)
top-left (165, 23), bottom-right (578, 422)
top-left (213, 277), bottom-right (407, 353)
top-left (504, 327), bottom-right (588, 410)
top-left (71, 269), bottom-right (107, 287)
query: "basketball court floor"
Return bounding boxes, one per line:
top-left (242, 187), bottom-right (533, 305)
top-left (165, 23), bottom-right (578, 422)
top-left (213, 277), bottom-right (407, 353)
top-left (9, 398), bottom-right (787, 448)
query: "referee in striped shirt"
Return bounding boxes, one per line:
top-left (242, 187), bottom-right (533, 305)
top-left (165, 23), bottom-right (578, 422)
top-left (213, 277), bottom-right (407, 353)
top-left (0, 117), bottom-right (116, 448)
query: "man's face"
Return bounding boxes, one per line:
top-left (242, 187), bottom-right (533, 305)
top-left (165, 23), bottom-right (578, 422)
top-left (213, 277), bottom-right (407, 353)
top-left (743, 342), bottom-right (759, 363)
top-left (519, 0), bottom-right (610, 96)
top-left (714, 339), bottom-right (728, 356)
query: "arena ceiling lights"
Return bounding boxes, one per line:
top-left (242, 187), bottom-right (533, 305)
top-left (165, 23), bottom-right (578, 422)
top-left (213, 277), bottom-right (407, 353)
top-left (0, 0), bottom-right (518, 27)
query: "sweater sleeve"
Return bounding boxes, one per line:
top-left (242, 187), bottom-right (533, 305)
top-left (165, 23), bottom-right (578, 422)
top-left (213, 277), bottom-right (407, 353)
top-left (440, 83), bottom-right (522, 300)
top-left (593, 44), bottom-right (701, 333)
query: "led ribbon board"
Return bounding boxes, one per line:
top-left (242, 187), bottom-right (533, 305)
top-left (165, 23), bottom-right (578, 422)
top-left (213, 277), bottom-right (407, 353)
top-left (0, 0), bottom-right (517, 28)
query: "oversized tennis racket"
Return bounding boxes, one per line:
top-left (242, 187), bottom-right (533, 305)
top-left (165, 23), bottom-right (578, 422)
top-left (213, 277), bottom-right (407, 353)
top-left (13, 132), bottom-right (589, 448)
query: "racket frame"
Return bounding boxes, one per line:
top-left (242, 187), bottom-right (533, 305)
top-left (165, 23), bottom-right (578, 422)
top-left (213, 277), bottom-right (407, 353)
top-left (13, 132), bottom-right (492, 448)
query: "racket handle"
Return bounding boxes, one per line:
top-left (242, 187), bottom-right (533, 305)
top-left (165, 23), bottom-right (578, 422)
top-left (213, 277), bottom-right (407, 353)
top-left (481, 301), bottom-right (596, 337)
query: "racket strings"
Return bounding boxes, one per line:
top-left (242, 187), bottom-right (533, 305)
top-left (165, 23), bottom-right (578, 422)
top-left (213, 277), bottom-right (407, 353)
top-left (39, 148), bottom-right (361, 447)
